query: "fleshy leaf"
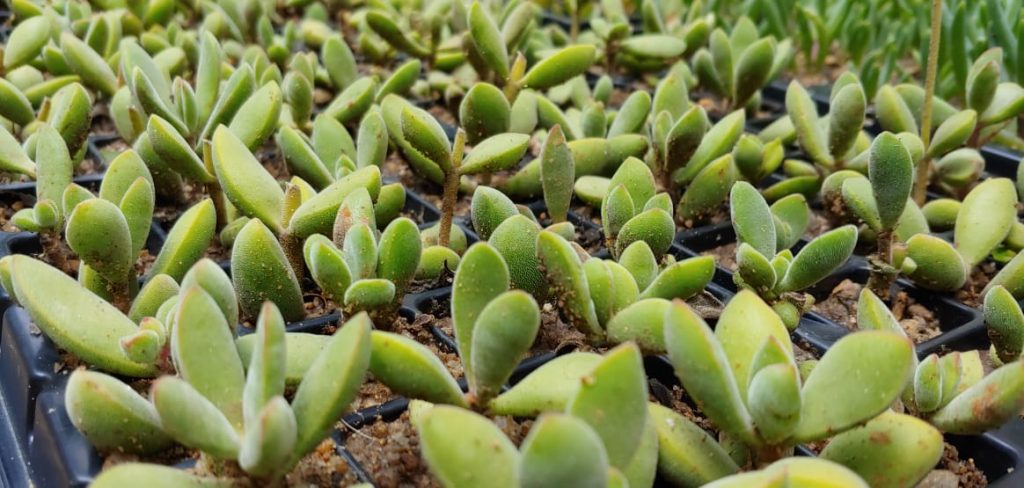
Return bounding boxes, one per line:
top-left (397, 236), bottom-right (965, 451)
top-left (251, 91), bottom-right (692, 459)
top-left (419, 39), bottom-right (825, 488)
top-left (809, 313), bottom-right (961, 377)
top-left (519, 414), bottom-right (609, 488)
top-left (820, 411), bottom-right (942, 488)
top-left (794, 331), bottom-right (915, 442)
top-left (955, 178), bottom-right (1017, 266)
top-left (290, 313), bottom-right (371, 461)
top-left (471, 291), bottom-right (540, 403)
top-left (664, 301), bottom-right (757, 444)
top-left (65, 369), bottom-right (172, 454)
top-left (370, 331), bottom-right (465, 407)
top-left (417, 405), bottom-right (519, 488)
top-left (231, 219), bottom-right (304, 321)
top-left (567, 343), bottom-right (648, 469)
top-left (649, 402), bottom-right (739, 486)
top-left (151, 376), bottom-right (241, 459)
top-left (452, 243), bottom-right (510, 388)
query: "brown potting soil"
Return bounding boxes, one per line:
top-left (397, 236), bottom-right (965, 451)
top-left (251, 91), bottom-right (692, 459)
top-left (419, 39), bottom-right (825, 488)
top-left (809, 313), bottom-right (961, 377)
top-left (939, 442), bottom-right (988, 487)
top-left (702, 242), bottom-right (738, 272)
top-left (813, 279), bottom-right (942, 343)
top-left (0, 197), bottom-right (27, 232)
top-left (955, 261), bottom-right (998, 308)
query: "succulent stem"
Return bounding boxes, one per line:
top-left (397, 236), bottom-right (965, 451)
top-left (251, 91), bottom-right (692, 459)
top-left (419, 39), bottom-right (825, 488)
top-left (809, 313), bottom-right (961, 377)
top-left (202, 140), bottom-right (229, 231)
top-left (438, 130), bottom-right (466, 249)
top-left (206, 181), bottom-right (229, 231)
top-left (108, 277), bottom-right (133, 314)
top-left (913, 0), bottom-right (943, 205)
top-left (867, 230), bottom-right (897, 300)
top-left (753, 444), bottom-right (789, 468)
top-left (40, 230), bottom-right (71, 274)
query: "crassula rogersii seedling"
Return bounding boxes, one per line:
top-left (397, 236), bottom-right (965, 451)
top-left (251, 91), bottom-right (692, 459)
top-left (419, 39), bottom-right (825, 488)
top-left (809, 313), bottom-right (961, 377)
top-left (464, 1), bottom-right (596, 102)
top-left (730, 181), bottom-right (856, 329)
top-left (400, 104), bottom-right (529, 250)
top-left (693, 17), bottom-right (792, 112)
top-left (534, 227), bottom-right (715, 351)
top-left (601, 157), bottom-right (675, 259)
top-left (66, 295), bottom-right (371, 485)
top-left (661, 294), bottom-right (945, 485)
top-left (303, 193), bottom-right (422, 322)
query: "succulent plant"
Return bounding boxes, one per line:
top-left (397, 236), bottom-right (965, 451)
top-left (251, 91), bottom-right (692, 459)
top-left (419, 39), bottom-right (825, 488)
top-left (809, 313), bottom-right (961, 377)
top-left (601, 157), bottom-right (675, 259)
top-left (692, 17), bottom-right (792, 112)
top-left (399, 104), bottom-right (529, 250)
top-left (662, 295), bottom-right (943, 484)
top-left (65, 297), bottom-right (371, 484)
top-left (535, 228), bottom-right (715, 350)
top-left (785, 75), bottom-right (867, 172)
top-left (464, 2), bottom-right (596, 102)
top-left (730, 181), bottom-right (856, 329)
top-left (303, 207), bottom-right (422, 322)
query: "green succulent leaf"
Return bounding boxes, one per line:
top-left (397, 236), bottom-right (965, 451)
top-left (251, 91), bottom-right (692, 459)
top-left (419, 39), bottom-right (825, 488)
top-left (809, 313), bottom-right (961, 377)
top-left (66, 198), bottom-right (133, 284)
top-left (489, 352), bottom-right (603, 416)
top-left (149, 199), bottom-right (216, 281)
top-left (471, 290), bottom-right (540, 403)
top-left (519, 413), bottom-right (610, 488)
top-left (640, 256), bottom-right (714, 301)
top-left (172, 286), bottom-right (246, 427)
top-left (453, 243), bottom-right (510, 386)
top-left (417, 405), bottom-right (520, 488)
top-left (794, 331), bottom-right (915, 442)
top-left (955, 178), bottom-right (1017, 266)
top-left (65, 369), bottom-right (172, 454)
top-left (460, 133), bottom-right (530, 175)
top-left (231, 219), bottom-right (304, 322)
top-left (290, 313), bottom-right (371, 461)
top-left (460, 83), bottom-right (510, 145)
top-left (151, 376), bottom-right (241, 459)
top-left (649, 402), bottom-right (739, 487)
top-left (930, 360), bottom-right (1024, 434)
top-left (664, 301), bottom-right (757, 445)
top-left (731, 181), bottom-right (776, 258)
top-left (540, 125), bottom-right (574, 223)
top-left (856, 288), bottom-right (903, 336)
top-left (211, 126), bottom-right (285, 232)
top-left (985, 286), bottom-right (1024, 363)
top-left (904, 234), bottom-right (967, 292)
top-left (370, 331), bottom-right (466, 407)
top-left (468, 2), bottom-right (510, 81)
top-left (520, 45), bottom-right (596, 90)
top-left (567, 343), bottom-right (648, 469)
top-left (238, 396), bottom-right (297, 478)
top-left (536, 230), bottom-right (602, 340)
top-left (820, 411), bottom-right (942, 488)
top-left (777, 225), bottom-right (857, 293)
top-left (606, 298), bottom-right (670, 353)
top-left (786, 81), bottom-right (832, 168)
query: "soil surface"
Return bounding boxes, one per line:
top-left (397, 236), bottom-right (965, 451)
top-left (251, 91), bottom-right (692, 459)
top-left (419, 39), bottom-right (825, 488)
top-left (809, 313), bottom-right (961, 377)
top-left (813, 279), bottom-right (942, 343)
top-left (702, 242), bottom-right (737, 271)
top-left (937, 442), bottom-right (988, 487)
top-left (955, 261), bottom-right (998, 308)
top-left (0, 196), bottom-right (29, 231)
